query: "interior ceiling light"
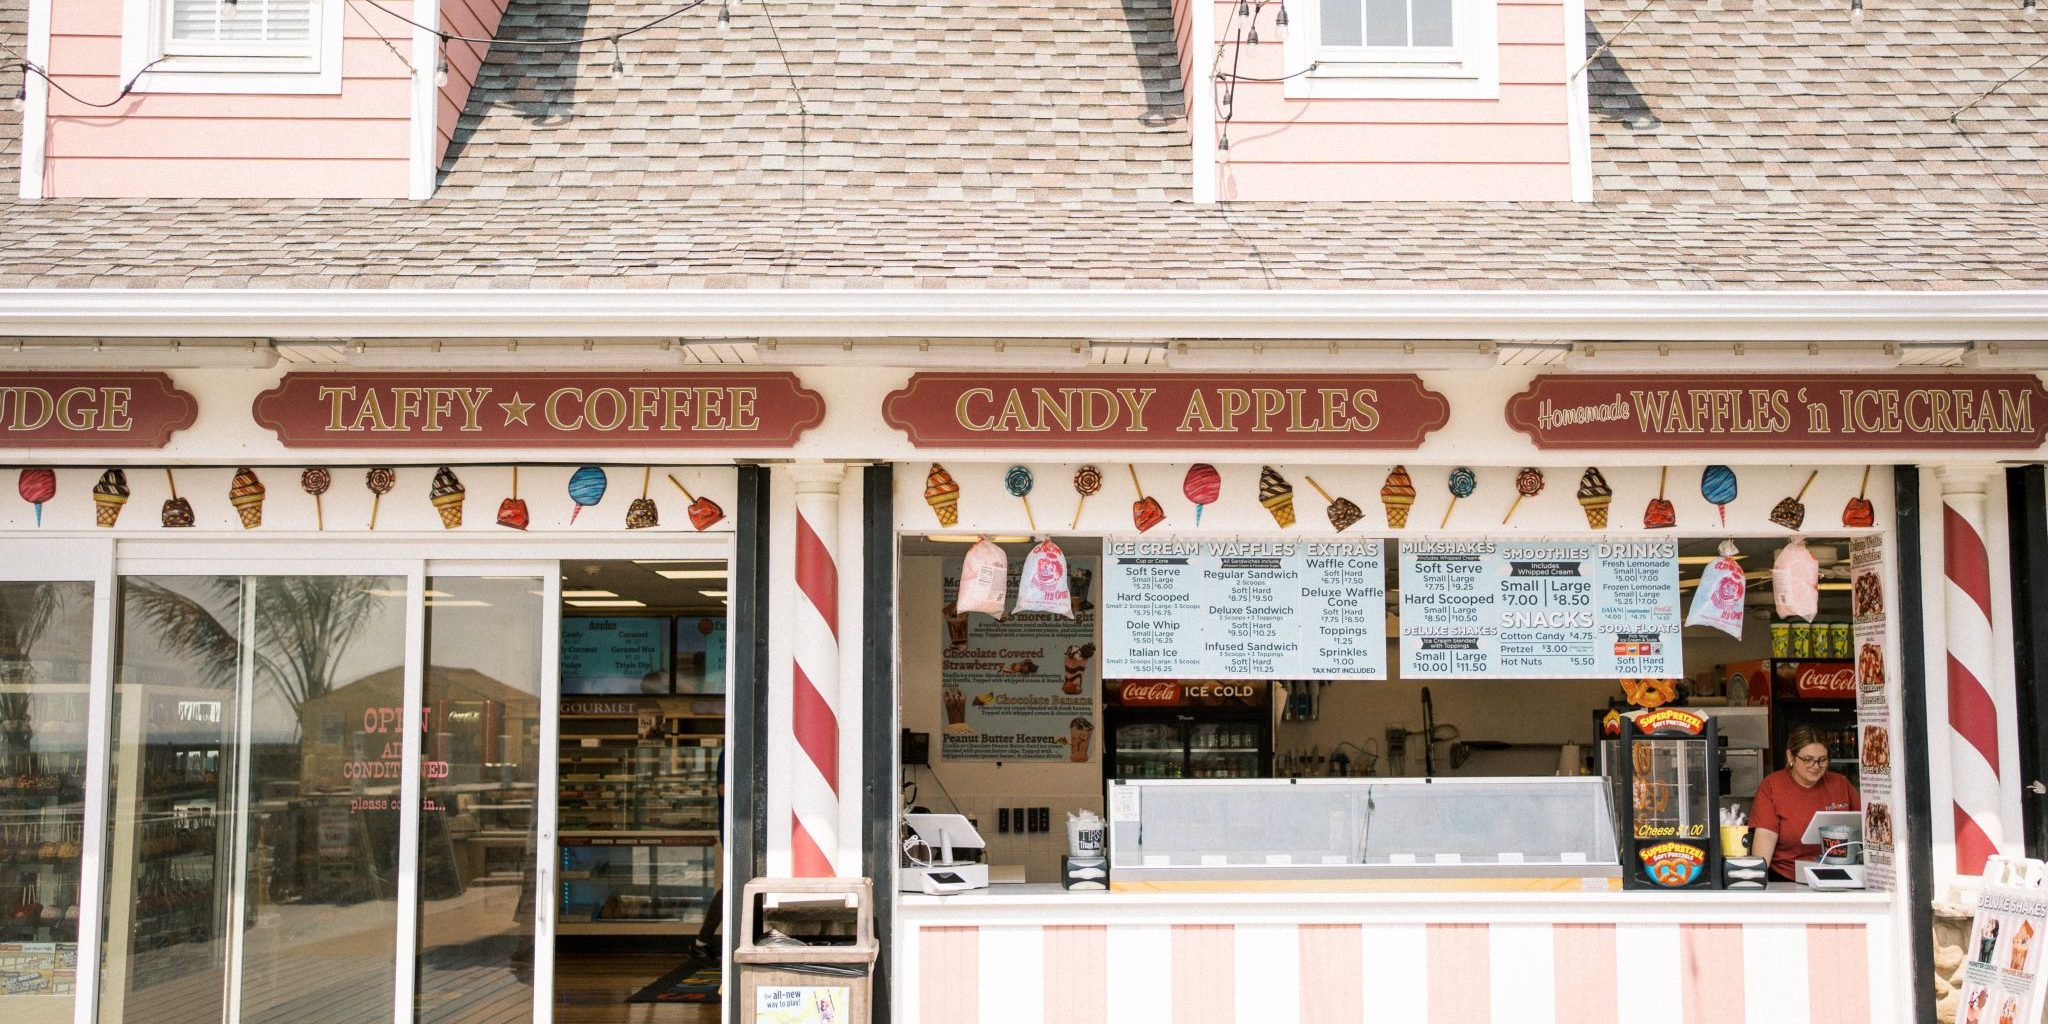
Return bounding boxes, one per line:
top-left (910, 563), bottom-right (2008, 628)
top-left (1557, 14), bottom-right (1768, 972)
top-left (566, 599), bottom-right (648, 608)
top-left (562, 589), bottom-right (617, 598)
top-left (656, 569), bottom-right (730, 580)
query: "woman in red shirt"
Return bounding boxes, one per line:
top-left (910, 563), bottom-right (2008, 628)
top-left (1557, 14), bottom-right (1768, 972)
top-left (1750, 726), bottom-right (1861, 881)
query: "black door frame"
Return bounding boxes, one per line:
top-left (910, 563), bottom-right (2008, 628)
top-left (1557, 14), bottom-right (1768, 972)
top-left (1895, 465), bottom-right (1937, 1024)
top-left (725, 465), bottom-right (772, 1023)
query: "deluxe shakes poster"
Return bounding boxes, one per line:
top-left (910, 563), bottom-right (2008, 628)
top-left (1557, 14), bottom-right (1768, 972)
top-left (940, 556), bottom-right (1099, 762)
top-left (1398, 538), bottom-right (1682, 679)
top-left (1102, 538), bottom-right (1387, 680)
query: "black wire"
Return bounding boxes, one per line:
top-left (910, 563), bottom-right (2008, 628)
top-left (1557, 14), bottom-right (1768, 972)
top-left (13, 57), bottom-right (167, 109)
top-left (346, 0), bottom-right (711, 48)
top-left (1217, 61), bottom-right (1319, 83)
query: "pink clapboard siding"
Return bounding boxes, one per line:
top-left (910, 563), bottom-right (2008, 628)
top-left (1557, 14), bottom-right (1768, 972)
top-left (1172, 0), bottom-right (1195, 118)
top-left (901, 920), bottom-right (1880, 1024)
top-left (40, 0), bottom-right (415, 198)
top-left (1210, 0), bottom-right (1575, 201)
top-left (438, 0), bottom-right (510, 165)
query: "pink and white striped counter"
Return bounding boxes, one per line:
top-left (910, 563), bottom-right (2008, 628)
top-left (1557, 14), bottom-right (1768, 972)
top-left (897, 886), bottom-right (1900, 1024)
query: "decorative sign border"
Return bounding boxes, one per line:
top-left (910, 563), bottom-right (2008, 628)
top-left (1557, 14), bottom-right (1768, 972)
top-left (0, 372), bottom-right (198, 449)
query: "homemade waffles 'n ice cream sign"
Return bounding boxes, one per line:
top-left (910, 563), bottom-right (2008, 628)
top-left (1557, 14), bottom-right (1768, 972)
top-left (1507, 374), bottom-right (2048, 450)
top-left (882, 373), bottom-right (1449, 449)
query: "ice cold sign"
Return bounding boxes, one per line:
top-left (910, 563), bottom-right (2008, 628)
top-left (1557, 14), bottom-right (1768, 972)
top-left (1103, 538), bottom-right (1387, 680)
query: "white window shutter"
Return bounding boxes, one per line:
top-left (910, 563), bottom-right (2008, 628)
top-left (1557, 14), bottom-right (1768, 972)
top-left (166, 0), bottom-right (316, 46)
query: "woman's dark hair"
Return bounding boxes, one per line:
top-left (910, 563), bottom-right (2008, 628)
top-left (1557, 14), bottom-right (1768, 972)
top-left (1786, 725), bottom-right (1831, 761)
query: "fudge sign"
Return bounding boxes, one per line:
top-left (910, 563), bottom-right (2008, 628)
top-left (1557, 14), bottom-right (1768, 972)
top-left (883, 373), bottom-right (1449, 449)
top-left (253, 372), bottom-right (825, 448)
top-left (1508, 374), bottom-right (2048, 450)
top-left (0, 372), bottom-right (197, 448)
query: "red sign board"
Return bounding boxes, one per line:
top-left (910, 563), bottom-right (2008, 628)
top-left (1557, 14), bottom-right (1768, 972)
top-left (1791, 661), bottom-right (1856, 699)
top-left (883, 373), bottom-right (1448, 449)
top-left (252, 372), bottom-right (825, 448)
top-left (1108, 681), bottom-right (1268, 708)
top-left (1506, 374), bottom-right (2048, 450)
top-left (0, 372), bottom-right (197, 448)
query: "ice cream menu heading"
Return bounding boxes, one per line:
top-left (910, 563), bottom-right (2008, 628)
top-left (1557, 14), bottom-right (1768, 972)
top-left (1398, 538), bottom-right (1682, 679)
top-left (1103, 539), bottom-right (1387, 680)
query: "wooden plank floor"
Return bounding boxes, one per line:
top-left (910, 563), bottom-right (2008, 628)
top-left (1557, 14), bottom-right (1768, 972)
top-left (553, 951), bottom-right (719, 1024)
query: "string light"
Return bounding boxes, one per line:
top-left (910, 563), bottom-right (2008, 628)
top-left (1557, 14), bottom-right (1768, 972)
top-left (1850, 0), bottom-right (1864, 23)
top-left (718, 0), bottom-right (732, 32)
top-left (433, 46), bottom-right (449, 87)
top-left (220, 0), bottom-right (239, 14)
top-left (2025, 0), bottom-right (2037, 17)
top-left (9, 75), bottom-right (23, 113)
top-left (609, 39), bottom-right (626, 79)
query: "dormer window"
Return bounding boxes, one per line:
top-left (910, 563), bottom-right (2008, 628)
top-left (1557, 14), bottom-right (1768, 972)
top-left (122, 0), bottom-right (345, 94)
top-left (1285, 0), bottom-right (1499, 99)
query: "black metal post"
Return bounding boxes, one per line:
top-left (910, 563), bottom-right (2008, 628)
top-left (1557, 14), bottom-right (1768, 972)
top-left (2004, 465), bottom-right (2048, 859)
top-left (1895, 465), bottom-right (1938, 1024)
top-left (725, 464), bottom-right (772, 1024)
top-left (862, 464), bottom-right (898, 1023)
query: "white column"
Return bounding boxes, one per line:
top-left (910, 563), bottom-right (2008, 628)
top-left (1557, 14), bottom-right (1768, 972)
top-left (789, 462), bottom-right (847, 875)
top-left (1936, 465), bottom-right (2008, 877)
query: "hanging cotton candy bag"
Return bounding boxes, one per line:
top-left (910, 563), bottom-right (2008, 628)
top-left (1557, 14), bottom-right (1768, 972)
top-left (1013, 538), bottom-right (1074, 617)
top-left (1773, 537), bottom-right (1820, 622)
top-left (955, 538), bottom-right (1010, 617)
top-left (1686, 540), bottom-right (1748, 638)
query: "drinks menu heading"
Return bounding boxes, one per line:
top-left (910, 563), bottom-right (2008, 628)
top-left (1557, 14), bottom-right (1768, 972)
top-left (1399, 538), bottom-right (1682, 679)
top-left (1103, 538), bottom-right (1387, 680)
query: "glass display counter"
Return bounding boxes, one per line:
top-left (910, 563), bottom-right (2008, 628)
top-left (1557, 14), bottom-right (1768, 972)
top-left (1106, 777), bottom-right (1621, 892)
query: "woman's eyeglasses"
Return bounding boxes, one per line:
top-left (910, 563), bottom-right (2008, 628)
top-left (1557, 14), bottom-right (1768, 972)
top-left (1791, 754), bottom-right (1829, 767)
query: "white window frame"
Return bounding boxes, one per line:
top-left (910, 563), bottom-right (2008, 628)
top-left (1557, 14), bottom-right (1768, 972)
top-left (119, 0), bottom-right (345, 95)
top-left (1283, 0), bottom-right (1499, 100)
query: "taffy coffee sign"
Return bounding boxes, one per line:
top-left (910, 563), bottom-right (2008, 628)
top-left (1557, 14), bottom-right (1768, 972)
top-left (1507, 374), bottom-right (2048, 450)
top-left (0, 372), bottom-right (197, 448)
top-left (883, 373), bottom-right (1449, 449)
top-left (253, 372), bottom-right (825, 448)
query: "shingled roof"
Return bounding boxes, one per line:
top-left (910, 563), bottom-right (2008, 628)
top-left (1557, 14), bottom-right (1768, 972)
top-left (1588, 0), bottom-right (2047, 203)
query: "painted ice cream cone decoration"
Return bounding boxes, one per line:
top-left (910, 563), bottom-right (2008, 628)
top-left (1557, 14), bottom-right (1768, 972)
top-left (229, 467), bottom-right (266, 529)
top-left (17, 469), bottom-right (55, 527)
top-left (1843, 465), bottom-right (1875, 528)
top-left (1771, 469), bottom-right (1818, 531)
top-left (1304, 475), bottom-right (1363, 532)
top-left (1379, 466), bottom-right (1415, 529)
top-left (1071, 465), bottom-right (1102, 528)
top-left (1128, 465), bottom-right (1165, 532)
top-left (1182, 464), bottom-right (1220, 526)
top-left (1503, 467), bottom-right (1544, 525)
top-left (94, 469), bottom-right (129, 528)
top-left (497, 466), bottom-right (530, 531)
top-left (300, 468), bottom-right (330, 531)
top-left (430, 466), bottom-right (466, 529)
top-left (1258, 466), bottom-right (1296, 528)
top-left (1005, 466), bottom-right (1037, 531)
top-left (1577, 467), bottom-right (1612, 529)
top-left (161, 469), bottom-right (195, 528)
top-left (625, 467), bottom-right (659, 529)
top-left (1643, 466), bottom-right (1676, 529)
top-left (567, 466), bottom-right (607, 525)
top-left (924, 463), bottom-right (961, 527)
top-left (668, 474), bottom-right (725, 530)
top-left (1441, 467), bottom-right (1476, 529)
top-left (1701, 465), bottom-right (1738, 527)
top-left (365, 468), bottom-right (396, 530)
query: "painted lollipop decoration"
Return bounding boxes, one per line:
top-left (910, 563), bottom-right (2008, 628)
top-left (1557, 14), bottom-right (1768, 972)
top-left (1701, 465), bottom-right (1738, 527)
top-left (497, 466), bottom-right (531, 531)
top-left (365, 467), bottom-right (396, 530)
top-left (1441, 467), bottom-right (1476, 529)
top-left (567, 466), bottom-right (608, 525)
top-left (1006, 465), bottom-right (1037, 531)
top-left (1258, 466), bottom-right (1296, 528)
top-left (625, 467), bottom-right (659, 529)
top-left (301, 468), bottom-right (331, 531)
top-left (94, 469), bottom-right (130, 528)
top-left (1502, 467), bottom-right (1544, 525)
top-left (17, 469), bottom-right (55, 527)
top-left (1644, 466), bottom-right (1676, 529)
top-left (1770, 470), bottom-right (1819, 531)
top-left (1128, 465), bottom-right (1165, 533)
top-left (1182, 464), bottom-right (1221, 526)
top-left (1843, 466), bottom-right (1875, 528)
top-left (668, 474), bottom-right (726, 530)
top-left (161, 469), bottom-right (195, 528)
top-left (1071, 465), bottom-right (1103, 529)
top-left (1303, 475), bottom-right (1363, 533)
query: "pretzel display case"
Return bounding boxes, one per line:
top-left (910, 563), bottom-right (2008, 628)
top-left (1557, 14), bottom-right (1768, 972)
top-left (1603, 708), bottom-right (1723, 890)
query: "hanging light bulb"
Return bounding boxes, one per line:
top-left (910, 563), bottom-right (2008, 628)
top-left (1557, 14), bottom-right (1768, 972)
top-left (1248, 22), bottom-right (1260, 44)
top-left (1849, 0), bottom-right (1864, 22)
top-left (9, 75), bottom-right (24, 113)
top-left (434, 46), bottom-right (449, 88)
top-left (1238, 0), bottom-right (1251, 15)
top-left (2025, 0), bottom-right (2037, 18)
top-left (220, 0), bottom-right (238, 15)
top-left (1275, 0), bottom-right (1289, 33)
top-left (718, 0), bottom-right (732, 32)
top-left (609, 40), bottom-right (625, 79)
top-left (1218, 128), bottom-right (1231, 152)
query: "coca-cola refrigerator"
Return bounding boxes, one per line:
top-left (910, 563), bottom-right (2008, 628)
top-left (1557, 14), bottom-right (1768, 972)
top-left (1103, 681), bottom-right (1272, 781)
top-left (1725, 658), bottom-right (1859, 788)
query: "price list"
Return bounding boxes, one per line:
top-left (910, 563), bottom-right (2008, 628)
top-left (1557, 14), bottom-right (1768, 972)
top-left (1399, 538), bottom-right (1680, 679)
top-left (1104, 538), bottom-right (1386, 680)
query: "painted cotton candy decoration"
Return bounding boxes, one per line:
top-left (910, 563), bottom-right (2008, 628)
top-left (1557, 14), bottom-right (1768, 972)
top-left (1182, 464), bottom-right (1221, 525)
top-left (1685, 540), bottom-right (1747, 639)
top-left (1012, 538), bottom-right (1074, 618)
top-left (1773, 537), bottom-right (1820, 623)
top-left (567, 466), bottom-right (607, 524)
top-left (17, 469), bottom-right (55, 527)
top-left (1701, 465), bottom-right (1738, 527)
top-left (954, 538), bottom-right (1010, 618)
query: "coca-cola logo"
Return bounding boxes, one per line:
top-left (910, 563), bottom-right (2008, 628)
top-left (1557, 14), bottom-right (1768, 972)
top-left (1794, 664), bottom-right (1856, 698)
top-left (1118, 682), bottom-right (1182, 707)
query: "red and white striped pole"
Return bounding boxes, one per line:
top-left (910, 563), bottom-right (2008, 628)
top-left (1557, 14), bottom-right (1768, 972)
top-left (790, 466), bottom-right (844, 877)
top-left (1940, 467), bottom-right (2003, 875)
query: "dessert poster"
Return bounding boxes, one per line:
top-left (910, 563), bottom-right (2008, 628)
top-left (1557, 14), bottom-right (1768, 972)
top-left (940, 555), bottom-right (1099, 762)
top-left (1959, 878), bottom-right (2048, 1024)
top-left (1852, 535), bottom-right (1896, 891)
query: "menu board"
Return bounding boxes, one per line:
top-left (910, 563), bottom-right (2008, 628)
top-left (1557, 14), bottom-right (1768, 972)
top-left (940, 556), bottom-right (1099, 762)
top-left (1959, 866), bottom-right (2048, 1024)
top-left (1102, 539), bottom-right (1386, 680)
top-left (561, 616), bottom-right (673, 694)
top-left (1851, 535), bottom-right (1896, 891)
top-left (1398, 538), bottom-right (1682, 679)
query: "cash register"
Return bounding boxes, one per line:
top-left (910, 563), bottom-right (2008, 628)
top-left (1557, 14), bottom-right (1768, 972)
top-left (898, 813), bottom-right (989, 895)
top-left (1793, 811), bottom-right (1867, 891)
